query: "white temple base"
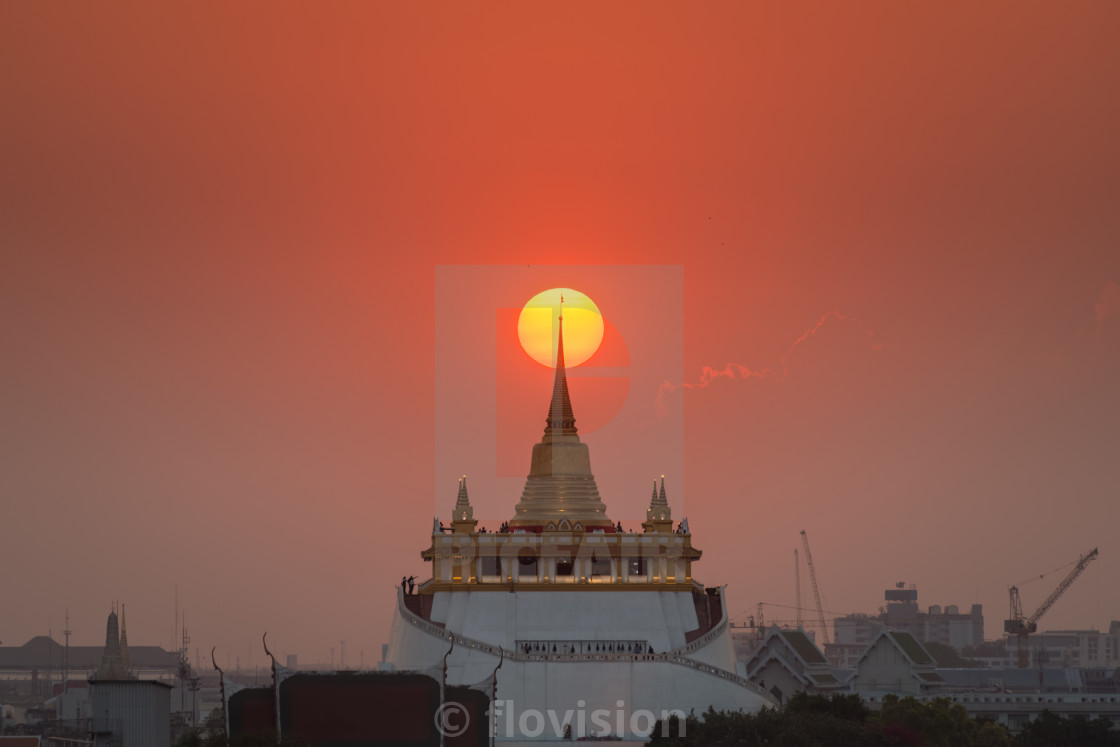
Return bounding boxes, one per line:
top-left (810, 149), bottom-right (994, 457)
top-left (385, 588), bottom-right (774, 740)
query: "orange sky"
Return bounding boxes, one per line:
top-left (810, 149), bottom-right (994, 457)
top-left (2, 2), bottom-right (1118, 668)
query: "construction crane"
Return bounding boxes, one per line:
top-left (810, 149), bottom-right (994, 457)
top-left (1004, 547), bottom-right (1098, 668)
top-left (794, 548), bottom-right (803, 629)
top-left (800, 530), bottom-right (831, 645)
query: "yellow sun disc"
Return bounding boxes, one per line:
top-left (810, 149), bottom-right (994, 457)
top-left (518, 288), bottom-right (604, 368)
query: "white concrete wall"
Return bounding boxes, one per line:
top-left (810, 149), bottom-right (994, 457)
top-left (428, 590), bottom-right (701, 653)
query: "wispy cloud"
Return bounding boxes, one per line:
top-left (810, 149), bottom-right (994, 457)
top-left (655, 310), bottom-right (894, 417)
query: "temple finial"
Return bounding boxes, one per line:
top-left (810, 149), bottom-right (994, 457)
top-left (97, 605), bottom-right (127, 679)
top-left (451, 475), bottom-right (478, 533)
top-left (508, 288), bottom-right (613, 532)
top-left (644, 475), bottom-right (673, 531)
top-left (119, 603), bottom-right (131, 672)
top-left (454, 476), bottom-right (473, 519)
top-left (544, 307), bottom-right (577, 440)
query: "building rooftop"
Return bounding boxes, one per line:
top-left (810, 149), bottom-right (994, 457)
top-left (782, 630), bottom-right (829, 666)
top-left (889, 631), bottom-right (936, 666)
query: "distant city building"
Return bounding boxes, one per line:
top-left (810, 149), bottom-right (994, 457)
top-left (1025, 623), bottom-right (1120, 668)
top-left (835, 625), bottom-right (1120, 732)
top-left (730, 619), bottom-right (1120, 733)
top-left (964, 621), bottom-right (1120, 669)
top-left (0, 630), bottom-right (177, 680)
top-left (826, 582), bottom-right (983, 666)
top-left (868, 665), bottom-right (1120, 733)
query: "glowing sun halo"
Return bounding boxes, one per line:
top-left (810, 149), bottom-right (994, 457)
top-left (518, 288), bottom-right (604, 368)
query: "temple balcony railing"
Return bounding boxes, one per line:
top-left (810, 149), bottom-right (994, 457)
top-left (677, 614), bottom-right (729, 657)
top-left (516, 640), bottom-right (650, 656)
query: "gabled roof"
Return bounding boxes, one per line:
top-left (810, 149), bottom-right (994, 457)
top-left (748, 651), bottom-right (816, 693)
top-left (852, 628), bottom-right (943, 691)
top-left (746, 626), bottom-right (835, 684)
top-left (781, 629), bottom-right (829, 666)
top-left (888, 631), bottom-right (935, 666)
top-left (855, 629), bottom-right (937, 670)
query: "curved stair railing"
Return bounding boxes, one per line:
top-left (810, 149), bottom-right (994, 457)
top-left (395, 589), bottom-right (778, 705)
top-left (677, 615), bottom-right (729, 657)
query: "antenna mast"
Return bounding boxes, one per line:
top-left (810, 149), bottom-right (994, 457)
top-left (63, 609), bottom-right (71, 695)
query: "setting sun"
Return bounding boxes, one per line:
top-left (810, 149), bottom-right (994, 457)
top-left (517, 288), bottom-right (604, 368)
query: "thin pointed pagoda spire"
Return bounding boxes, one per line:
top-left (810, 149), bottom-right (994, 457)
top-left (510, 290), bottom-right (612, 531)
top-left (119, 603), bottom-right (131, 672)
top-left (649, 476), bottom-right (669, 509)
top-left (545, 308), bottom-right (578, 440)
top-left (97, 606), bottom-right (126, 679)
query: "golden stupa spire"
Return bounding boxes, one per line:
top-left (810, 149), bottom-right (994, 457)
top-left (510, 292), bottom-right (612, 531)
top-left (544, 297), bottom-right (577, 441)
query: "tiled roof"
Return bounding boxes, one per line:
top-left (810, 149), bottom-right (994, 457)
top-left (781, 630), bottom-right (829, 665)
top-left (889, 631), bottom-right (935, 666)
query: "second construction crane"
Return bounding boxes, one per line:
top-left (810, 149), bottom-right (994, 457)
top-left (800, 530), bottom-right (830, 646)
top-left (1004, 547), bottom-right (1099, 668)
